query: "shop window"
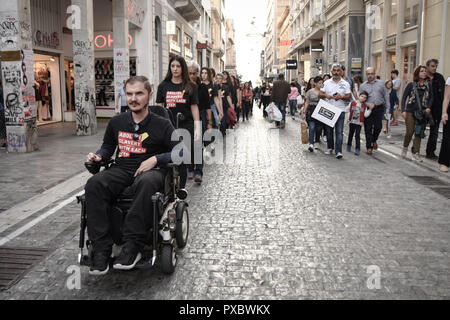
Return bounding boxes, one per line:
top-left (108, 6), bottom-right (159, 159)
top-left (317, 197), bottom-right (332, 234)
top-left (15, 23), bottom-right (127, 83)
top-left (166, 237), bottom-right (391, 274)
top-left (402, 45), bottom-right (417, 84)
top-left (404, 0), bottom-right (419, 29)
top-left (64, 60), bottom-right (75, 111)
top-left (340, 26), bottom-right (346, 52)
top-left (94, 58), bottom-right (137, 107)
top-left (374, 6), bottom-right (383, 40)
top-left (34, 53), bottom-right (60, 124)
top-left (388, 1), bottom-right (398, 35)
top-left (328, 33), bottom-right (332, 54)
top-left (184, 34), bottom-right (193, 60)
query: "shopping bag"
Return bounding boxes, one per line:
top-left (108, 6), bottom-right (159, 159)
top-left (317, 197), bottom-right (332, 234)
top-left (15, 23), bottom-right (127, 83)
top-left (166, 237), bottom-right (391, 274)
top-left (266, 103), bottom-right (282, 122)
top-left (297, 95), bottom-right (304, 106)
top-left (301, 121), bottom-right (309, 144)
top-left (311, 99), bottom-right (343, 128)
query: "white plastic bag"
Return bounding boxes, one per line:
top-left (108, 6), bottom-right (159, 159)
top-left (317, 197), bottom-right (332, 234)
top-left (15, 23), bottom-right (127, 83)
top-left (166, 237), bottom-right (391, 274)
top-left (266, 103), bottom-right (282, 122)
top-left (297, 95), bottom-right (304, 106)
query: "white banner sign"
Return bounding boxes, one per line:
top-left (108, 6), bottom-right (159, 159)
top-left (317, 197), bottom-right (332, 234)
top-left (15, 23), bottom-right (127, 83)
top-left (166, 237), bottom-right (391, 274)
top-left (311, 99), bottom-right (343, 128)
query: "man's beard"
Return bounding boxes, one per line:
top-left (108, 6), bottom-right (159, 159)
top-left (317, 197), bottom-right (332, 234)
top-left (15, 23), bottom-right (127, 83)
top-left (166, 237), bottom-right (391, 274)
top-left (130, 103), bottom-right (147, 114)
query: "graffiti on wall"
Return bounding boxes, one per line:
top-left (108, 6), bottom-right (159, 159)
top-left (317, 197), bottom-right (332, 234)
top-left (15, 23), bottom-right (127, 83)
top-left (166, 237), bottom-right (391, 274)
top-left (73, 34), bottom-right (96, 135)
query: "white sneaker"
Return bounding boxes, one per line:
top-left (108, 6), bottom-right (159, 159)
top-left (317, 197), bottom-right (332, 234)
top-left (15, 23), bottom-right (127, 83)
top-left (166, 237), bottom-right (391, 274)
top-left (413, 153), bottom-right (423, 162)
top-left (336, 152), bottom-right (343, 159)
top-left (401, 148), bottom-right (408, 159)
top-left (308, 144), bottom-right (314, 152)
top-left (325, 149), bottom-right (333, 155)
top-left (387, 134), bottom-right (392, 139)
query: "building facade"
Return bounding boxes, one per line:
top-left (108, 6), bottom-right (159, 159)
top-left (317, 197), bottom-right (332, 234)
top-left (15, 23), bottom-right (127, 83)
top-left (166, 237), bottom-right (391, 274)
top-left (364, 0), bottom-right (450, 85)
top-left (225, 18), bottom-right (237, 75)
top-left (210, 0), bottom-right (226, 72)
top-left (0, 0), bottom-right (208, 152)
top-left (264, 0), bottom-right (290, 79)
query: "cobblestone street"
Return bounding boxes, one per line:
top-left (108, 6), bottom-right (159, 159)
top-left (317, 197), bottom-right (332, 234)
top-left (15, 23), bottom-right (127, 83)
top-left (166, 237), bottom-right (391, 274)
top-left (0, 111), bottom-right (449, 300)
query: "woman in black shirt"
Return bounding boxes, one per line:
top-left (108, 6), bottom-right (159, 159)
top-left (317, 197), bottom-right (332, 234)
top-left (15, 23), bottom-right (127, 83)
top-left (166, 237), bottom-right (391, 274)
top-left (156, 55), bottom-right (201, 190)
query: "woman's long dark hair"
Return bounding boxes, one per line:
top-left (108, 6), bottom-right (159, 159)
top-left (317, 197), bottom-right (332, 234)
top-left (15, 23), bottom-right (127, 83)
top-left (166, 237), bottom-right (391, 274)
top-left (201, 67), bottom-right (213, 83)
top-left (306, 77), bottom-right (315, 92)
top-left (223, 71), bottom-right (233, 89)
top-left (164, 55), bottom-right (194, 94)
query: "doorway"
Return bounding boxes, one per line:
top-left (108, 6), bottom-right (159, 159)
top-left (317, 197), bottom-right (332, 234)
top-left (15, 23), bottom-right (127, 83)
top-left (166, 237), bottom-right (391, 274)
top-left (33, 53), bottom-right (62, 126)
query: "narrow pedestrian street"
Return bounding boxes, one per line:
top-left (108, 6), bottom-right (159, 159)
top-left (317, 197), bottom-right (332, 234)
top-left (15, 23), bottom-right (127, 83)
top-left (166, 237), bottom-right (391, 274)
top-left (0, 112), bottom-right (449, 300)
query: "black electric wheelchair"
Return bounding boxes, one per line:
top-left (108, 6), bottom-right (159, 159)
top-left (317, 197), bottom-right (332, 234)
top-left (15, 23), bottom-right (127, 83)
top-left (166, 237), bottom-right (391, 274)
top-left (76, 110), bottom-right (189, 275)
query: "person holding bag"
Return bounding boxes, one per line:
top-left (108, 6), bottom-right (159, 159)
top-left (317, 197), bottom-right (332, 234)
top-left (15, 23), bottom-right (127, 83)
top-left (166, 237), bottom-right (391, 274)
top-left (401, 65), bottom-right (433, 162)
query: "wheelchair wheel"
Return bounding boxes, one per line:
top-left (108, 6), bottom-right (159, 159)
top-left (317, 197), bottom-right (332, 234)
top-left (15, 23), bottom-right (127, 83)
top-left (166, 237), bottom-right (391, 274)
top-left (175, 203), bottom-right (189, 249)
top-left (160, 244), bottom-right (176, 274)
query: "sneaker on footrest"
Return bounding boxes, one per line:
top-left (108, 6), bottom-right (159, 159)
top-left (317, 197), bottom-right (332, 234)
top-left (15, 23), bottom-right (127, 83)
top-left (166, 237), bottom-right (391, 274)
top-left (113, 243), bottom-right (142, 271)
top-left (89, 250), bottom-right (111, 276)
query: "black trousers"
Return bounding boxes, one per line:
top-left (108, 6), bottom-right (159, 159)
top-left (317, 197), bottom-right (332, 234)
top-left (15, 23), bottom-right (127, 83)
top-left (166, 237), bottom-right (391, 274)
top-left (439, 120), bottom-right (450, 167)
top-left (179, 121), bottom-right (196, 188)
top-left (364, 106), bottom-right (384, 149)
top-left (347, 123), bottom-right (362, 150)
top-left (426, 120), bottom-right (441, 156)
top-left (85, 166), bottom-right (165, 252)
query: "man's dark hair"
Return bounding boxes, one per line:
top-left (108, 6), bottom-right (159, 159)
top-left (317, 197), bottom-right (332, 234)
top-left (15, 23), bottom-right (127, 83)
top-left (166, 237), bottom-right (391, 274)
top-left (426, 59), bottom-right (439, 66)
top-left (391, 69), bottom-right (399, 76)
top-left (125, 76), bottom-right (153, 94)
top-left (278, 73), bottom-right (285, 80)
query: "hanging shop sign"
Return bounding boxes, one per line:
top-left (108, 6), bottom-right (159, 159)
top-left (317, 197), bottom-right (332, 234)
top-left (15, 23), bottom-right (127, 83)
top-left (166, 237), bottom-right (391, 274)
top-left (286, 60), bottom-right (298, 70)
top-left (197, 42), bottom-right (207, 50)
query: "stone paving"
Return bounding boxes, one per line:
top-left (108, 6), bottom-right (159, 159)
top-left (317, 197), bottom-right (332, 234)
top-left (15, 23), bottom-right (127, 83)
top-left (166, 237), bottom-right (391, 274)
top-left (0, 110), bottom-right (449, 300)
top-left (0, 122), bottom-right (107, 212)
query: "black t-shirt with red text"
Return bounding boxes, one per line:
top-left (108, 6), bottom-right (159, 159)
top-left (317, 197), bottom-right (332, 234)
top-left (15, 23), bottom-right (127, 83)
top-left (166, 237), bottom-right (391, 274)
top-left (96, 111), bottom-right (177, 172)
top-left (156, 80), bottom-right (199, 126)
top-left (217, 84), bottom-right (231, 110)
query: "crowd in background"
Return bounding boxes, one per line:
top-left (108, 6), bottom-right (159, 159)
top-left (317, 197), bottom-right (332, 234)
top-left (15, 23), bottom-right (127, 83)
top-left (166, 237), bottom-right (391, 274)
top-left (251, 59), bottom-right (449, 173)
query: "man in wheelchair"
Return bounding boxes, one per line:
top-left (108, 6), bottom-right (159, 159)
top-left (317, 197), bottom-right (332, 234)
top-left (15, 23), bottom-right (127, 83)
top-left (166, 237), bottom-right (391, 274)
top-left (84, 76), bottom-right (182, 276)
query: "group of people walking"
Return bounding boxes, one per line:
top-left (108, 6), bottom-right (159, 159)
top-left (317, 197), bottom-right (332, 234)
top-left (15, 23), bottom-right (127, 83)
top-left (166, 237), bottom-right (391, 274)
top-left (295, 59), bottom-right (449, 173)
top-left (154, 55), bottom-right (256, 187)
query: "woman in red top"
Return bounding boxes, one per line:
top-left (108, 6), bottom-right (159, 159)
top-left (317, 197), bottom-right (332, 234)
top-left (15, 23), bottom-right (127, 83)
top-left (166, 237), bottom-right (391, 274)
top-left (242, 82), bottom-right (254, 122)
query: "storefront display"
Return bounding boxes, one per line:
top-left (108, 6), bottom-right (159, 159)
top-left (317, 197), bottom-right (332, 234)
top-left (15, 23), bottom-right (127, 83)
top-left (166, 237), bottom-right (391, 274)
top-left (94, 58), bottom-right (137, 108)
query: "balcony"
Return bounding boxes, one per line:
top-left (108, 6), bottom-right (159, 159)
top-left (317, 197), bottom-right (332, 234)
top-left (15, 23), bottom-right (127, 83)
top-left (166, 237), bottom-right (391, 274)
top-left (172, 0), bottom-right (203, 22)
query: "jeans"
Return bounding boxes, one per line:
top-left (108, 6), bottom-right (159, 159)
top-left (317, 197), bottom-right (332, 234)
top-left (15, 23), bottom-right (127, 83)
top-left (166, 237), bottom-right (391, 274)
top-left (364, 106), bottom-right (384, 150)
top-left (426, 121), bottom-right (441, 156)
top-left (308, 120), bottom-right (322, 145)
top-left (403, 112), bottom-right (422, 154)
top-left (274, 101), bottom-right (287, 123)
top-left (211, 104), bottom-right (221, 128)
top-left (347, 123), bottom-right (362, 150)
top-left (325, 113), bottom-right (345, 154)
top-left (289, 100), bottom-right (297, 117)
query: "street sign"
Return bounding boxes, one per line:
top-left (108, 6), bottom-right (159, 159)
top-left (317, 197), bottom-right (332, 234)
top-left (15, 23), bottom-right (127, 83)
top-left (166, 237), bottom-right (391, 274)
top-left (166, 21), bottom-right (176, 35)
top-left (286, 60), bottom-right (298, 70)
